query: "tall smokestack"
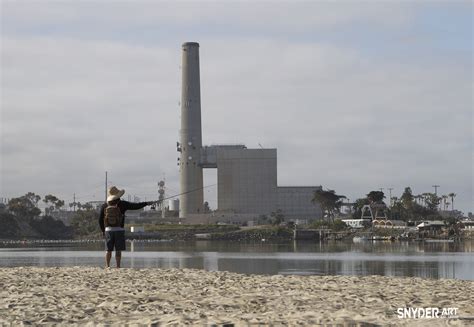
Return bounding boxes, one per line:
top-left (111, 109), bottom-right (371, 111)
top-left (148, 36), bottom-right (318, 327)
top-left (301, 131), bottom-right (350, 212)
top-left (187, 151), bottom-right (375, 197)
top-left (179, 42), bottom-right (204, 218)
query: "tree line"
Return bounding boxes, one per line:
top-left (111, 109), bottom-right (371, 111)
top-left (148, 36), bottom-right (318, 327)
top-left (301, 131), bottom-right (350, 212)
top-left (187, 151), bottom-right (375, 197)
top-left (312, 187), bottom-right (460, 223)
top-left (0, 192), bottom-right (99, 239)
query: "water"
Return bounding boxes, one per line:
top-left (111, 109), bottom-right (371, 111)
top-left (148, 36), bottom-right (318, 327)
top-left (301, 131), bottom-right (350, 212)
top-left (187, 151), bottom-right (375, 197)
top-left (0, 240), bottom-right (472, 280)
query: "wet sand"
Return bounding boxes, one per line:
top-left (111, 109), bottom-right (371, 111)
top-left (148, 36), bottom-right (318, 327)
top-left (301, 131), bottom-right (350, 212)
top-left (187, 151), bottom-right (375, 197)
top-left (0, 267), bottom-right (472, 326)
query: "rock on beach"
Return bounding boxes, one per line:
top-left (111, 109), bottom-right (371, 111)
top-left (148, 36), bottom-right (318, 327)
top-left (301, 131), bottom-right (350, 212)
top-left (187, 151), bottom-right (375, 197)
top-left (0, 267), bottom-right (472, 326)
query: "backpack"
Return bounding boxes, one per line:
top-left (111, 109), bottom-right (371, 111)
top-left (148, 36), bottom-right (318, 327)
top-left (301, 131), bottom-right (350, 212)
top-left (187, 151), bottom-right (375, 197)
top-left (104, 204), bottom-right (122, 227)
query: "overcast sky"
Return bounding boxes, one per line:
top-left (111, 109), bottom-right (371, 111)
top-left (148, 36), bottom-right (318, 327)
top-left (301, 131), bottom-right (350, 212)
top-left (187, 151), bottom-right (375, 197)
top-left (1, 1), bottom-right (472, 214)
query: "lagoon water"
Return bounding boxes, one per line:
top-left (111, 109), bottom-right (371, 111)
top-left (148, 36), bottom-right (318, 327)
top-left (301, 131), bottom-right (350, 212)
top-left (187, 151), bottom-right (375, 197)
top-left (0, 240), bottom-right (472, 280)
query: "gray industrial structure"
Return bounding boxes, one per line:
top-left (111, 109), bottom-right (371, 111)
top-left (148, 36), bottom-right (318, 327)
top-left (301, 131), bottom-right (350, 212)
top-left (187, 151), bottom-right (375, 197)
top-left (178, 42), bottom-right (322, 223)
top-left (178, 42), bottom-right (204, 217)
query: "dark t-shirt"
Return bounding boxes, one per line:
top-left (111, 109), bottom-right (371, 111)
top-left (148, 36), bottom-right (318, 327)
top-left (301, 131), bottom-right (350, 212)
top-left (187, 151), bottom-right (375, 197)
top-left (98, 200), bottom-right (148, 233)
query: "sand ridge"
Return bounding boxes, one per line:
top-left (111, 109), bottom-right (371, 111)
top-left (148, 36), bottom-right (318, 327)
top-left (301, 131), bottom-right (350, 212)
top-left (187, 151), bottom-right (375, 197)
top-left (0, 267), bottom-right (472, 326)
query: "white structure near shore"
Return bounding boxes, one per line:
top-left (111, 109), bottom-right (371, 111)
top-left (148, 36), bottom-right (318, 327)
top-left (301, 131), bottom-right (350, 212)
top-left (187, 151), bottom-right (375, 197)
top-left (130, 226), bottom-right (144, 233)
top-left (341, 219), bottom-right (371, 229)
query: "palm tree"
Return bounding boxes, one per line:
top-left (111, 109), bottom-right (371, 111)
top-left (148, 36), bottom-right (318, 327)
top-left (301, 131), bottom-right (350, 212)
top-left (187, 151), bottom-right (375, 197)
top-left (441, 195), bottom-right (448, 211)
top-left (448, 193), bottom-right (456, 211)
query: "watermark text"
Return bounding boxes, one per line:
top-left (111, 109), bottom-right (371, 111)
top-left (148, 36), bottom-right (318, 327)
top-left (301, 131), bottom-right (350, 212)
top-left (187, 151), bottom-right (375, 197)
top-left (397, 307), bottom-right (458, 319)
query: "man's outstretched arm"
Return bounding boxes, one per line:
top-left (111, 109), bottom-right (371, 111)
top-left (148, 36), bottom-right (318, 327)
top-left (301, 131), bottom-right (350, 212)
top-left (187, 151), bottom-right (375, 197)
top-left (121, 200), bottom-right (152, 211)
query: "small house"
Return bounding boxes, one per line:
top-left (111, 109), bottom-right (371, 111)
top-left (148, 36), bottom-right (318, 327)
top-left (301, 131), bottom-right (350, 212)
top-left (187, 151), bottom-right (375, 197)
top-left (416, 221), bottom-right (445, 237)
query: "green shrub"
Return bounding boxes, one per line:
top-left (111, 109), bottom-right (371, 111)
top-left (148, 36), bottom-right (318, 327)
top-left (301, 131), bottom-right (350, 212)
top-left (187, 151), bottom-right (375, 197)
top-left (311, 219), bottom-right (348, 231)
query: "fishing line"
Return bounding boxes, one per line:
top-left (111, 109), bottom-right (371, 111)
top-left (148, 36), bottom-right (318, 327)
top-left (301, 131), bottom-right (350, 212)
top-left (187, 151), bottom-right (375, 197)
top-left (149, 184), bottom-right (217, 204)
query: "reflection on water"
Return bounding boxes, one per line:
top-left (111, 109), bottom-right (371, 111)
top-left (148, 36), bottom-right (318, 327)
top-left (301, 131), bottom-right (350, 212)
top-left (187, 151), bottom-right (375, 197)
top-left (0, 240), bottom-right (472, 280)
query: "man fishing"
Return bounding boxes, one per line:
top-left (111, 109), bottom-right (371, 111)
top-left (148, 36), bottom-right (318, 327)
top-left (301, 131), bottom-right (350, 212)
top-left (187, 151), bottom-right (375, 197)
top-left (99, 186), bottom-right (154, 268)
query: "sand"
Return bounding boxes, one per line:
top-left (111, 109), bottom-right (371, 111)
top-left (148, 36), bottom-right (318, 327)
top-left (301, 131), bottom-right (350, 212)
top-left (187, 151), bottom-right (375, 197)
top-left (0, 267), bottom-right (472, 326)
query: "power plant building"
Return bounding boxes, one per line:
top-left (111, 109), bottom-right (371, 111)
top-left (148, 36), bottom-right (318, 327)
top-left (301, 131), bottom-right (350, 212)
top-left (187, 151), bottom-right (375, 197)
top-left (178, 42), bottom-right (322, 223)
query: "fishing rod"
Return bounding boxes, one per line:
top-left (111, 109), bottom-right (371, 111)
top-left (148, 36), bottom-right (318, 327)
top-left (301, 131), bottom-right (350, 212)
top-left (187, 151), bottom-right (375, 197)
top-left (149, 184), bottom-right (217, 204)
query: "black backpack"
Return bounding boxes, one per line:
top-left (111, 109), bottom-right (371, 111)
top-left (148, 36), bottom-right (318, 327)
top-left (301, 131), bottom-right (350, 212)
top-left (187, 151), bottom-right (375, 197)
top-left (104, 204), bottom-right (122, 227)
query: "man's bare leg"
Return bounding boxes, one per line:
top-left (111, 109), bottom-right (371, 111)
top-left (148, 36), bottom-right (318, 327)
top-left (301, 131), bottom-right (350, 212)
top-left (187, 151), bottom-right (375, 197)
top-left (116, 251), bottom-right (122, 268)
top-left (105, 251), bottom-right (112, 268)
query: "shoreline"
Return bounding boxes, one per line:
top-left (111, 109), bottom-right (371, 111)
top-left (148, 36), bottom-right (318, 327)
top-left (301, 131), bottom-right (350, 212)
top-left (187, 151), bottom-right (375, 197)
top-left (1, 267), bottom-right (473, 326)
top-left (1, 237), bottom-right (472, 243)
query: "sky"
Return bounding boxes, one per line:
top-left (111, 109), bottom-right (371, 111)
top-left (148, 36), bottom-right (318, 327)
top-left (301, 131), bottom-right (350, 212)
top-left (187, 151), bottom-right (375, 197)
top-left (1, 1), bottom-right (472, 214)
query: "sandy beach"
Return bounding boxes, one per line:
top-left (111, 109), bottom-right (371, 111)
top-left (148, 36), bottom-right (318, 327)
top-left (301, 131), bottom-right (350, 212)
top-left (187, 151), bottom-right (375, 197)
top-left (0, 267), bottom-right (472, 326)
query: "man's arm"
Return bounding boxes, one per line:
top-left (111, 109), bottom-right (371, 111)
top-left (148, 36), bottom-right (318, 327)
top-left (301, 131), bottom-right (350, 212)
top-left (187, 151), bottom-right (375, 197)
top-left (121, 200), bottom-right (150, 211)
top-left (119, 201), bottom-right (152, 228)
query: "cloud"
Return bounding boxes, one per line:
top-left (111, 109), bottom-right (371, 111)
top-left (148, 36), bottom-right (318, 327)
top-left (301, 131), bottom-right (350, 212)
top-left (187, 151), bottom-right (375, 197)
top-left (1, 1), bottom-right (472, 213)
top-left (2, 1), bottom-right (412, 33)
top-left (1, 36), bottom-right (178, 199)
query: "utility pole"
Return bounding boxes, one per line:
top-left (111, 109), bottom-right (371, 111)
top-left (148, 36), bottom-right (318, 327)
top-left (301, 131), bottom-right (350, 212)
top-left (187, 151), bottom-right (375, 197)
top-left (379, 188), bottom-right (384, 193)
top-left (73, 193), bottom-right (76, 212)
top-left (105, 171), bottom-right (108, 201)
top-left (432, 185), bottom-right (440, 211)
top-left (158, 180), bottom-right (165, 218)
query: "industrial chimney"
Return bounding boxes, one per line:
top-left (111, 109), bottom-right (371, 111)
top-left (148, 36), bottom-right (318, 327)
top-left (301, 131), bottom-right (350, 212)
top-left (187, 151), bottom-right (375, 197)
top-left (178, 42), bottom-right (204, 218)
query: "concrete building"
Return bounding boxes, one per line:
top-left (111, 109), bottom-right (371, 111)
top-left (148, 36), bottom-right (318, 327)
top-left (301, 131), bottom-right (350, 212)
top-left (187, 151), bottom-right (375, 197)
top-left (202, 145), bottom-right (277, 214)
top-left (178, 42), bottom-right (322, 223)
top-left (277, 186), bottom-right (323, 222)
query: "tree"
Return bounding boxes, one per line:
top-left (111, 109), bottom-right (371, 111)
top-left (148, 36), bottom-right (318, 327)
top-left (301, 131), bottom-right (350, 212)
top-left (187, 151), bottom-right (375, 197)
top-left (25, 192), bottom-right (41, 206)
top-left (43, 194), bottom-right (65, 216)
top-left (388, 189), bottom-right (441, 222)
top-left (270, 209), bottom-right (285, 225)
top-left (7, 193), bottom-right (42, 220)
top-left (440, 195), bottom-right (448, 211)
top-left (448, 193), bottom-right (456, 211)
top-left (0, 211), bottom-right (20, 238)
top-left (312, 189), bottom-right (346, 222)
top-left (332, 219), bottom-right (348, 231)
top-left (424, 193), bottom-right (440, 211)
top-left (400, 187), bottom-right (414, 209)
top-left (367, 191), bottom-right (385, 203)
top-left (257, 214), bottom-right (268, 225)
top-left (389, 199), bottom-right (406, 221)
top-left (312, 219), bottom-right (348, 231)
top-left (421, 193), bottom-right (431, 207)
top-left (30, 216), bottom-right (73, 239)
top-left (352, 198), bottom-right (370, 219)
top-left (410, 203), bottom-right (438, 221)
top-left (81, 202), bottom-right (94, 211)
top-left (204, 201), bottom-right (210, 213)
top-left (70, 206), bottom-right (99, 237)
top-left (69, 200), bottom-right (80, 212)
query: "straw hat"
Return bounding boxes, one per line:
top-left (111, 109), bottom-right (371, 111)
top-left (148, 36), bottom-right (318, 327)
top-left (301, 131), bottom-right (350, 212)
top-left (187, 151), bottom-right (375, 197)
top-left (107, 186), bottom-right (125, 202)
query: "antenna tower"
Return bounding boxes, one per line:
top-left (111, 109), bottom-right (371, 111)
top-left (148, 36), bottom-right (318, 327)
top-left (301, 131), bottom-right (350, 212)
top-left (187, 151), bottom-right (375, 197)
top-left (158, 180), bottom-right (165, 218)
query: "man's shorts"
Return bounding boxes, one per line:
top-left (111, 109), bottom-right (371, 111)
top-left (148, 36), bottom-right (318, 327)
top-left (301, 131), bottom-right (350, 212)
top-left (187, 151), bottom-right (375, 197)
top-left (105, 230), bottom-right (126, 251)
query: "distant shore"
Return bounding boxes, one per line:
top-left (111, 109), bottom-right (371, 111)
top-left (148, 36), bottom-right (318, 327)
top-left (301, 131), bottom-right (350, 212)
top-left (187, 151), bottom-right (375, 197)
top-left (1, 267), bottom-right (472, 326)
